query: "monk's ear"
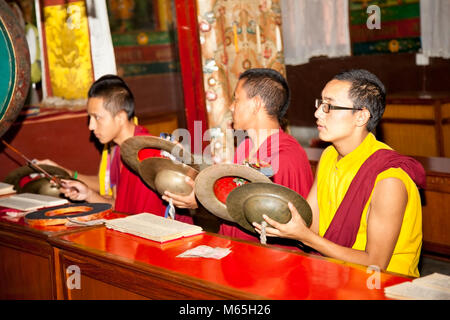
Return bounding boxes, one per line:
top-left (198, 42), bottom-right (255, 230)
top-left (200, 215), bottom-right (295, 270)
top-left (115, 110), bottom-right (128, 125)
top-left (356, 108), bottom-right (371, 128)
top-left (252, 95), bottom-right (264, 115)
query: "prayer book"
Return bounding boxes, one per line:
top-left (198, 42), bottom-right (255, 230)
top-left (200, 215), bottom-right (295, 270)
top-left (384, 273), bottom-right (450, 300)
top-left (105, 212), bottom-right (203, 243)
top-left (0, 193), bottom-right (68, 211)
top-left (0, 182), bottom-right (15, 195)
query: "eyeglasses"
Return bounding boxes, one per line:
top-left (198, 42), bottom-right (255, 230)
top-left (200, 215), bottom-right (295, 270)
top-left (315, 99), bottom-right (363, 113)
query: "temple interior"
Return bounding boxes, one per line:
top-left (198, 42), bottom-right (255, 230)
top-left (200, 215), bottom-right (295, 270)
top-left (0, 0), bottom-right (449, 302)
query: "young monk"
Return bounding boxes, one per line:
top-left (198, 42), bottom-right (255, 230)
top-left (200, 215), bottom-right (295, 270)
top-left (254, 69), bottom-right (425, 277)
top-left (39, 75), bottom-right (169, 217)
top-left (165, 68), bottom-right (314, 247)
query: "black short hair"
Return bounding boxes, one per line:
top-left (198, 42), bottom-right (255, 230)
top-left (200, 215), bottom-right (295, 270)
top-left (88, 74), bottom-right (135, 120)
top-left (333, 69), bottom-right (386, 132)
top-left (238, 68), bottom-right (290, 123)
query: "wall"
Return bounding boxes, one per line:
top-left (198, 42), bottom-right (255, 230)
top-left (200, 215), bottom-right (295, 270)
top-left (285, 53), bottom-right (450, 127)
top-left (0, 114), bottom-right (101, 181)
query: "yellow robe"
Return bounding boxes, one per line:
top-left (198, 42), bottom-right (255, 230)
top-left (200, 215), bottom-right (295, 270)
top-left (317, 133), bottom-right (422, 277)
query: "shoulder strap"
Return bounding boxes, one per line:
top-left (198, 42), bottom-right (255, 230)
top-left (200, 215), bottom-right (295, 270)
top-left (323, 149), bottom-right (426, 248)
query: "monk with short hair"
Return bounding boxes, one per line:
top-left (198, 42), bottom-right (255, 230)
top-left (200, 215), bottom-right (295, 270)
top-left (39, 75), bottom-right (170, 217)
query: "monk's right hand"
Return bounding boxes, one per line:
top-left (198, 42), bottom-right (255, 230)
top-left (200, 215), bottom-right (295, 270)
top-left (59, 179), bottom-right (90, 201)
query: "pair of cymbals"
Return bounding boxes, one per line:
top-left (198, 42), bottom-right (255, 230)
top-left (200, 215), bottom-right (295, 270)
top-left (120, 136), bottom-right (199, 196)
top-left (120, 136), bottom-right (312, 234)
top-left (194, 163), bottom-right (312, 233)
top-left (194, 163), bottom-right (271, 221)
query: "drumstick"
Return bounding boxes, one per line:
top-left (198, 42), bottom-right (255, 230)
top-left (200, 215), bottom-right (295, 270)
top-left (1, 139), bottom-right (63, 187)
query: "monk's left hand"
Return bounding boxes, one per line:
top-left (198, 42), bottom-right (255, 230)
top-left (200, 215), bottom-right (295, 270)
top-left (253, 202), bottom-right (311, 242)
top-left (162, 176), bottom-right (198, 209)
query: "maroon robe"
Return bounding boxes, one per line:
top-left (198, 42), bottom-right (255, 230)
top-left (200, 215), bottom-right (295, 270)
top-left (219, 130), bottom-right (313, 249)
top-left (111, 125), bottom-right (165, 215)
top-left (323, 149), bottom-right (426, 248)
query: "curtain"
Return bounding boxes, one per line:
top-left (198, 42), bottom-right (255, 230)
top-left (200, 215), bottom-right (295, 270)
top-left (420, 0), bottom-right (450, 59)
top-left (86, 0), bottom-right (117, 80)
top-left (281, 0), bottom-right (351, 65)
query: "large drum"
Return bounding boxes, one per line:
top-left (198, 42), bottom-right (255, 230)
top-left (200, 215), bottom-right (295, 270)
top-left (0, 1), bottom-right (30, 138)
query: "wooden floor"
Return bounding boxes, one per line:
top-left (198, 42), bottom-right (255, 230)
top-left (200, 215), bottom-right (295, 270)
top-left (420, 255), bottom-right (450, 276)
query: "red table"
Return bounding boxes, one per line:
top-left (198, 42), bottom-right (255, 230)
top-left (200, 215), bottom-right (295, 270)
top-left (50, 227), bottom-right (411, 300)
top-left (0, 210), bottom-right (123, 299)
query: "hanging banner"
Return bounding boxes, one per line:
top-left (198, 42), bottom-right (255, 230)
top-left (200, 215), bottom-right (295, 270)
top-left (37, 0), bottom-right (94, 100)
top-left (106, 0), bottom-right (178, 77)
top-left (349, 0), bottom-right (421, 55)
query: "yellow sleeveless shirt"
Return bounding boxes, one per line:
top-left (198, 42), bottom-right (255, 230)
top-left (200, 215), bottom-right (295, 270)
top-left (317, 133), bottom-right (422, 277)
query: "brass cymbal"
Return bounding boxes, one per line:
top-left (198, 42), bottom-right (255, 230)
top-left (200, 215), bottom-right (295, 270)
top-left (139, 157), bottom-right (199, 196)
top-left (120, 136), bottom-right (197, 174)
top-left (21, 177), bottom-right (62, 197)
top-left (194, 163), bottom-right (272, 222)
top-left (226, 182), bottom-right (312, 233)
top-left (4, 164), bottom-right (71, 196)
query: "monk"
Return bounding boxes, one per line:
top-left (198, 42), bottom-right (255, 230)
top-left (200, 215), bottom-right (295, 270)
top-left (254, 69), bottom-right (425, 277)
top-left (39, 75), bottom-right (180, 219)
top-left (219, 68), bottom-right (313, 245)
top-left (164, 68), bottom-right (314, 247)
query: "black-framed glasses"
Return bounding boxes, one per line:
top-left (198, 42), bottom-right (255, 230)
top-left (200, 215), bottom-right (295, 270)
top-left (315, 99), bottom-right (363, 113)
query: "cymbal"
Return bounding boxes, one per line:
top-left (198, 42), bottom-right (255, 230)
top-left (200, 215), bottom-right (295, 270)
top-left (194, 163), bottom-right (272, 222)
top-left (226, 182), bottom-right (312, 233)
top-left (4, 164), bottom-right (71, 197)
top-left (139, 157), bottom-right (199, 196)
top-left (120, 135), bottom-right (197, 173)
top-left (21, 177), bottom-right (62, 198)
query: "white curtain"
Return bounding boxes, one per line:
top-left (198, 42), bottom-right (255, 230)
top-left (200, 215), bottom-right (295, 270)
top-left (420, 0), bottom-right (450, 59)
top-left (281, 0), bottom-right (351, 66)
top-left (86, 0), bottom-right (117, 79)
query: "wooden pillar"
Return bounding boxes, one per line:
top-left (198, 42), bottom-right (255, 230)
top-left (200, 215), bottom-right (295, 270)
top-left (174, 0), bottom-right (208, 149)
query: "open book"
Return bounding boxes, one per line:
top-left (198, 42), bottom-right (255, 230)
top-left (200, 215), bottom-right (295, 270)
top-left (384, 273), bottom-right (450, 300)
top-left (105, 213), bottom-right (203, 243)
top-left (0, 193), bottom-right (68, 211)
top-left (0, 182), bottom-right (15, 195)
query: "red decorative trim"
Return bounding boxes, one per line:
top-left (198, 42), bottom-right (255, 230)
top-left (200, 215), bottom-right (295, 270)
top-left (174, 0), bottom-right (208, 146)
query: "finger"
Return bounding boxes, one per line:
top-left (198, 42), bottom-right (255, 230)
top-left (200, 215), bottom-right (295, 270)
top-left (164, 190), bottom-right (191, 202)
top-left (169, 200), bottom-right (187, 208)
top-left (60, 179), bottom-right (76, 187)
top-left (262, 214), bottom-right (281, 229)
top-left (252, 222), bottom-right (280, 237)
top-left (288, 202), bottom-right (300, 217)
top-left (253, 222), bottom-right (262, 233)
top-left (288, 202), bottom-right (306, 225)
top-left (184, 176), bottom-right (195, 187)
top-left (162, 195), bottom-right (185, 207)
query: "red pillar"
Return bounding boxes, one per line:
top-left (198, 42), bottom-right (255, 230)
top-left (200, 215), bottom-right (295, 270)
top-left (174, 0), bottom-right (209, 150)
